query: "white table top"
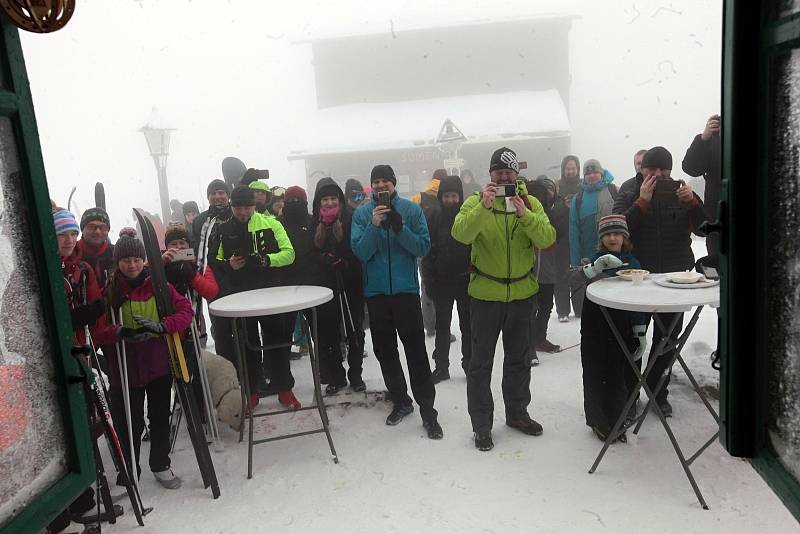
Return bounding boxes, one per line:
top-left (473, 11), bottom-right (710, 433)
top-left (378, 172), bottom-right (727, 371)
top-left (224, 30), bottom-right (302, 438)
top-left (585, 276), bottom-right (720, 313)
top-left (209, 285), bottom-right (334, 318)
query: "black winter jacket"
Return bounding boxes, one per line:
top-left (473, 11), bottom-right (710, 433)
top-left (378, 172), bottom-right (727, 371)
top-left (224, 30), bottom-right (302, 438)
top-left (612, 174), bottom-right (708, 273)
top-left (682, 134), bottom-right (721, 221)
top-left (420, 176), bottom-right (471, 297)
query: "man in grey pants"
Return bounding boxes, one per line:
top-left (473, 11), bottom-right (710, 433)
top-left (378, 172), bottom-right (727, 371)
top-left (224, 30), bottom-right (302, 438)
top-left (452, 147), bottom-right (556, 451)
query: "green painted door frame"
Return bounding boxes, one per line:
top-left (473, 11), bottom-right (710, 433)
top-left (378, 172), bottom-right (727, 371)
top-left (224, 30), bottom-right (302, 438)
top-left (720, 0), bottom-right (800, 522)
top-left (0, 21), bottom-right (95, 534)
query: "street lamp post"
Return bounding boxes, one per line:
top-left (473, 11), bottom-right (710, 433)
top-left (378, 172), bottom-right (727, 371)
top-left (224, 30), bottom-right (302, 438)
top-left (140, 125), bottom-right (175, 223)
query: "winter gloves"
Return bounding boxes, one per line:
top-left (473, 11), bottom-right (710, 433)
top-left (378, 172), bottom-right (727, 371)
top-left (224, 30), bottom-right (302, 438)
top-left (116, 315), bottom-right (171, 343)
top-left (583, 254), bottom-right (623, 279)
top-left (632, 324), bottom-right (648, 361)
top-left (133, 315), bottom-right (166, 334)
top-left (117, 326), bottom-right (155, 343)
top-left (70, 299), bottom-right (106, 330)
top-left (385, 209), bottom-right (403, 233)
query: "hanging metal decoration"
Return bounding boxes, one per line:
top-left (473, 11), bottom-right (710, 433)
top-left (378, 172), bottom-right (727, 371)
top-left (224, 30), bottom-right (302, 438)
top-left (0, 0), bottom-right (75, 34)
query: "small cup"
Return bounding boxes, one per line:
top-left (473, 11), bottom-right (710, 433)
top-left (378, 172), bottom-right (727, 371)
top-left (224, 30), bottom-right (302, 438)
top-left (631, 271), bottom-right (645, 285)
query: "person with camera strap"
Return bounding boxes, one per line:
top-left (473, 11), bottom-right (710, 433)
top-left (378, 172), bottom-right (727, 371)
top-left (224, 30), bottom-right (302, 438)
top-left (451, 147), bottom-right (555, 451)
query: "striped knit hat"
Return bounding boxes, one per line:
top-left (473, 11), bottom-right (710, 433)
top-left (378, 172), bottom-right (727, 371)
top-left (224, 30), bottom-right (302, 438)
top-left (597, 214), bottom-right (629, 239)
top-left (53, 209), bottom-right (80, 236)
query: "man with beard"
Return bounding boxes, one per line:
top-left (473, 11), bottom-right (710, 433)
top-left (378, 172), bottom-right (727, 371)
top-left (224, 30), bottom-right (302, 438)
top-left (452, 147), bottom-right (555, 451)
top-left (420, 175), bottom-right (471, 383)
top-left (249, 180), bottom-right (271, 214)
top-left (351, 164), bottom-right (443, 439)
top-left (554, 155), bottom-right (580, 322)
top-left (77, 207), bottom-right (114, 290)
top-left (212, 186), bottom-right (298, 409)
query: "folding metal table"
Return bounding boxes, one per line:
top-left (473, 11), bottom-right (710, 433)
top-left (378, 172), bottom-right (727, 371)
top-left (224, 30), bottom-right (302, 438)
top-left (209, 285), bottom-right (338, 478)
top-left (585, 275), bottom-right (720, 509)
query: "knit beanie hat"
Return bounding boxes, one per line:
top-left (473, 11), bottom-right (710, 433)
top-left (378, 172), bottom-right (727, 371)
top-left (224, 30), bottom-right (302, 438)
top-left (345, 178), bottom-right (363, 197)
top-left (165, 223), bottom-right (190, 246)
top-left (642, 146), bottom-right (673, 170)
top-left (230, 185), bottom-right (255, 207)
top-left (489, 147), bottom-right (520, 173)
top-left (248, 180), bottom-right (269, 193)
top-left (537, 176), bottom-right (557, 194)
top-left (53, 209), bottom-right (80, 235)
top-left (113, 235), bottom-right (146, 263)
top-left (597, 214), bottom-right (630, 240)
top-left (80, 207), bottom-right (110, 231)
top-left (583, 159), bottom-right (603, 175)
top-left (182, 201), bottom-right (199, 216)
top-left (284, 186), bottom-right (307, 203)
top-left (207, 179), bottom-right (231, 197)
top-left (432, 169), bottom-right (448, 181)
top-left (370, 164), bottom-right (397, 185)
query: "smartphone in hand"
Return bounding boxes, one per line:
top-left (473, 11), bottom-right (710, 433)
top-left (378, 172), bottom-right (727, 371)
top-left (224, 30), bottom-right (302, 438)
top-left (377, 191), bottom-right (391, 207)
top-left (494, 184), bottom-right (517, 197)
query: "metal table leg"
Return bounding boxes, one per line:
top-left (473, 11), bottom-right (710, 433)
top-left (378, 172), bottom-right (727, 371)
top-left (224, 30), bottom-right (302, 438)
top-left (588, 306), bottom-right (711, 510)
top-left (303, 307), bottom-right (339, 463)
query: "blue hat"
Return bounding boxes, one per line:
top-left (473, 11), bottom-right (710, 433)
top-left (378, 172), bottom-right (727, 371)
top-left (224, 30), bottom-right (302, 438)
top-left (53, 209), bottom-right (80, 236)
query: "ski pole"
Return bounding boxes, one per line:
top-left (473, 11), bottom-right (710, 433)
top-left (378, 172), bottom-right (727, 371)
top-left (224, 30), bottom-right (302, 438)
top-left (116, 308), bottom-right (143, 505)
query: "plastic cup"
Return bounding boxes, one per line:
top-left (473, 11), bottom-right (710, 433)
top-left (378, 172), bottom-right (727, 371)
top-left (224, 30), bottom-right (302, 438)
top-left (631, 271), bottom-right (645, 285)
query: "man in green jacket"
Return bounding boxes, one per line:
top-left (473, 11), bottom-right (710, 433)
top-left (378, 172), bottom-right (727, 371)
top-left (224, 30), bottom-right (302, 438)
top-left (213, 185), bottom-right (299, 410)
top-left (452, 147), bottom-right (556, 451)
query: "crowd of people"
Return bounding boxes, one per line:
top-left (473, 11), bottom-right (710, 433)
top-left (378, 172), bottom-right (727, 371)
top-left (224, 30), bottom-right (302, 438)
top-left (47, 114), bottom-right (720, 528)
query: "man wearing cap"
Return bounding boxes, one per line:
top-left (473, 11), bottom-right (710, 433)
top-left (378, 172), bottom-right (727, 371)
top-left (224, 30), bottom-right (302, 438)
top-left (452, 147), bottom-right (555, 451)
top-left (613, 146), bottom-right (707, 416)
top-left (351, 164), bottom-right (443, 439)
top-left (248, 180), bottom-right (270, 214)
top-left (212, 185), bottom-right (299, 409)
top-left (77, 207), bottom-right (114, 290)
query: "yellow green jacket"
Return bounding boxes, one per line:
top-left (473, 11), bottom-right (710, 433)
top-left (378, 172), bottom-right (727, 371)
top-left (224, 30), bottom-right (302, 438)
top-left (451, 181), bottom-right (556, 302)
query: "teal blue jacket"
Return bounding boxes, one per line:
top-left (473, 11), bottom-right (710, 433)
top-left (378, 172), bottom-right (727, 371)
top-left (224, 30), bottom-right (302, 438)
top-left (351, 193), bottom-right (431, 297)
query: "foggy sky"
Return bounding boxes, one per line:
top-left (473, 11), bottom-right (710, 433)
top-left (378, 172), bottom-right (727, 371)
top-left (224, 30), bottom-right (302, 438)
top-left (20, 0), bottom-right (721, 230)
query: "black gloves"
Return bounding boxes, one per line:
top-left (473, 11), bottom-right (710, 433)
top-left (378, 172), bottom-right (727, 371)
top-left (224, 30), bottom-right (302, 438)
top-left (246, 254), bottom-right (270, 268)
top-left (386, 210), bottom-right (403, 233)
top-left (70, 299), bottom-right (106, 330)
top-left (133, 315), bottom-right (166, 334)
top-left (117, 326), bottom-right (154, 342)
top-left (322, 252), bottom-right (346, 270)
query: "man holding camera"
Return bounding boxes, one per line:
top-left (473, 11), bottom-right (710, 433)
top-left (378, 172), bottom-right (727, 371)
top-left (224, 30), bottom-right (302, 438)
top-left (212, 185), bottom-right (299, 409)
top-left (351, 164), bottom-right (443, 439)
top-left (613, 146), bottom-right (707, 416)
top-left (452, 147), bottom-right (556, 451)
top-left (682, 114), bottom-right (722, 256)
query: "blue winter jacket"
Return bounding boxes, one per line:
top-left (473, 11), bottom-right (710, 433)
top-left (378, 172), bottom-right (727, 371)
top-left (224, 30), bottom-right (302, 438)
top-left (569, 170), bottom-right (617, 266)
top-left (351, 192), bottom-right (431, 297)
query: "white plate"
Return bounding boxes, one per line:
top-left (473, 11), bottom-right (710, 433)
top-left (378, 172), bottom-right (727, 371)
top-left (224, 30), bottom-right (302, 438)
top-left (667, 271), bottom-right (704, 284)
top-left (652, 274), bottom-right (720, 289)
top-left (616, 269), bottom-right (650, 281)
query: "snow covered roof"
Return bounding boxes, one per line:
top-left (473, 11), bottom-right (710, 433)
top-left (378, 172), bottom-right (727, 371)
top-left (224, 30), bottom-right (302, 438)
top-left (289, 90), bottom-right (570, 159)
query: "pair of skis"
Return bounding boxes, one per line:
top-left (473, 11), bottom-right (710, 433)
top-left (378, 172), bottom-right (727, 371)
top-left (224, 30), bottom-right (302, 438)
top-left (132, 208), bottom-right (220, 499)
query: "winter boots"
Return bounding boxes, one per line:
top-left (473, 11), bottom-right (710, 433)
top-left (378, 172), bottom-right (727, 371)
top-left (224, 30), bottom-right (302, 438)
top-left (385, 404), bottom-right (414, 425)
top-left (431, 367), bottom-right (450, 384)
top-left (153, 468), bottom-right (182, 490)
top-left (535, 339), bottom-right (561, 353)
top-left (474, 431), bottom-right (494, 451)
top-left (423, 416), bottom-right (444, 440)
top-left (278, 390), bottom-right (301, 410)
top-left (506, 415), bottom-right (544, 436)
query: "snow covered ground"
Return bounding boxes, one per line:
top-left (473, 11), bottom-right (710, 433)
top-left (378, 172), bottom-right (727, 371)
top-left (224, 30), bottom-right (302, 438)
top-left (97, 240), bottom-right (797, 534)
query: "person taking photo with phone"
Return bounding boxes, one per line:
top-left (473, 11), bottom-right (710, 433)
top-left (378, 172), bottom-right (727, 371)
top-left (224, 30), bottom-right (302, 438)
top-left (613, 146), bottom-right (707, 418)
top-left (351, 164), bottom-right (443, 440)
top-left (451, 147), bottom-right (555, 451)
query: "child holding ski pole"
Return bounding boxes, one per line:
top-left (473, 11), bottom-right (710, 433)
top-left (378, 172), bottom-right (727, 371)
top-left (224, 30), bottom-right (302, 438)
top-left (93, 235), bottom-right (194, 490)
top-left (574, 215), bottom-right (648, 443)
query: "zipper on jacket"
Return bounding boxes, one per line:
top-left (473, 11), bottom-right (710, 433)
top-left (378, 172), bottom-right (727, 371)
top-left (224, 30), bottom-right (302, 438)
top-left (385, 226), bottom-right (393, 295)
top-left (505, 210), bottom-right (511, 302)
